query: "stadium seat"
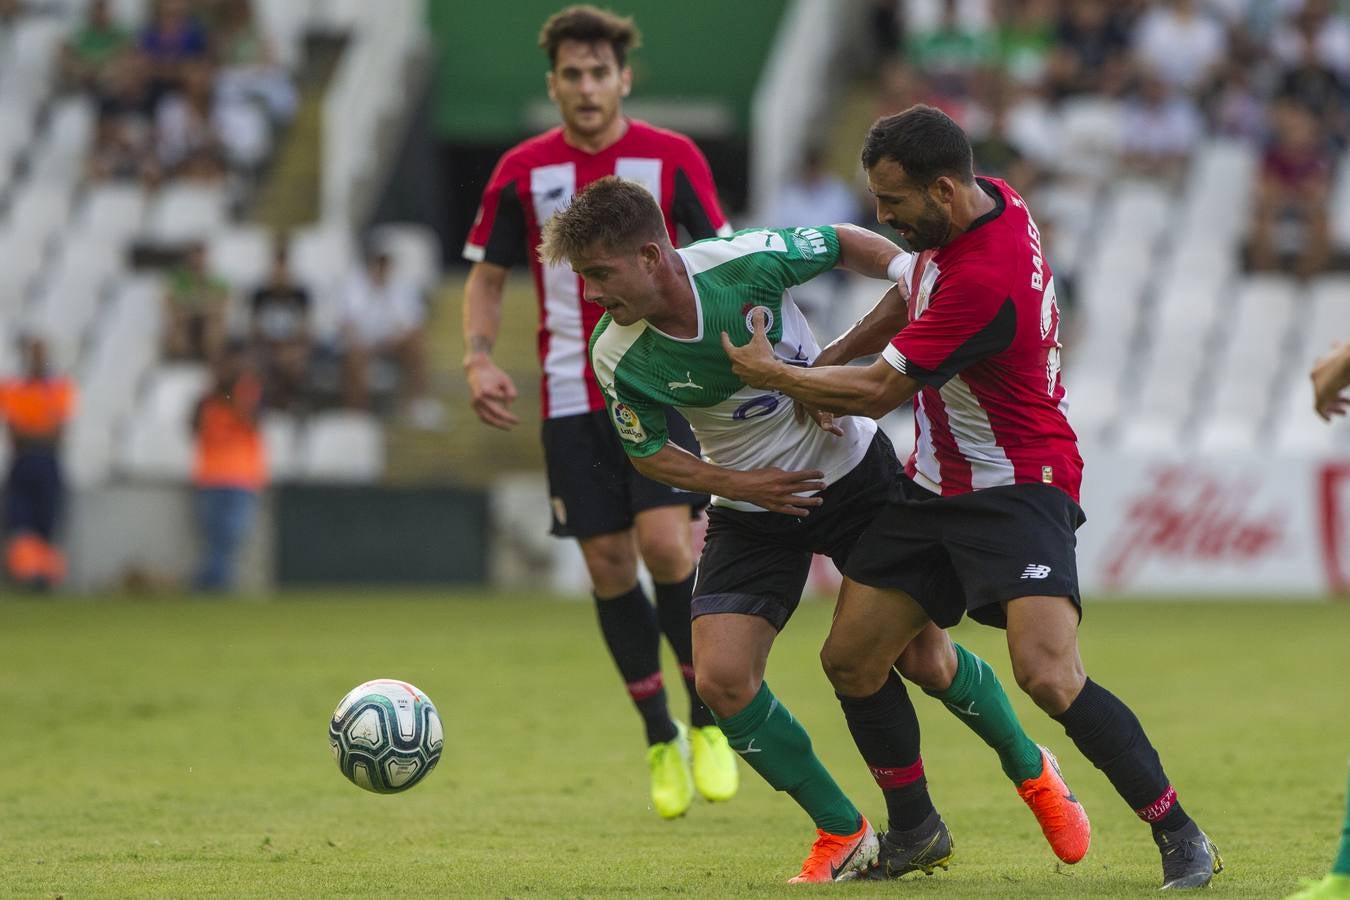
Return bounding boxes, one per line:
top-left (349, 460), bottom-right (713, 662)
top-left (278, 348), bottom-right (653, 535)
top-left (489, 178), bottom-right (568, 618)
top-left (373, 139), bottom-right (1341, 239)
top-left (71, 184), bottom-right (149, 241)
top-left (210, 226), bottom-right (273, 295)
top-left (144, 183), bottom-right (229, 244)
top-left (290, 225), bottom-right (356, 339)
top-left (371, 223), bottom-right (442, 291)
top-left (116, 363), bottom-right (211, 481)
top-left (4, 183), bottom-right (74, 253)
top-left (297, 410), bottom-right (385, 482)
top-left (1329, 149), bottom-right (1350, 253)
top-left (28, 97), bottom-right (96, 188)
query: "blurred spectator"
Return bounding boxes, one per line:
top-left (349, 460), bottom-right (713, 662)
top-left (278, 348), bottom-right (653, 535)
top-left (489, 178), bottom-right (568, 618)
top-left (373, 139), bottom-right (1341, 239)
top-left (866, 0), bottom-right (903, 69)
top-left (769, 145), bottom-right (861, 230)
top-left (155, 61), bottom-right (228, 180)
top-left (1045, 0), bottom-right (1132, 98)
top-left (0, 337), bottom-right (76, 591)
top-left (340, 245), bottom-right (439, 426)
top-left (190, 341), bottom-right (265, 591)
top-left (213, 0), bottom-right (297, 122)
top-left (59, 0), bottom-right (132, 95)
top-left (994, 0), bottom-right (1055, 87)
top-left (250, 239), bottom-right (312, 413)
top-left (1132, 0), bottom-right (1227, 95)
top-left (969, 80), bottom-right (1043, 189)
top-left (1208, 60), bottom-right (1268, 141)
top-left (138, 0), bottom-right (210, 104)
top-left (1274, 26), bottom-right (1350, 147)
top-left (164, 241), bottom-right (230, 362)
top-left (1249, 101), bottom-right (1334, 278)
top-left (1120, 73), bottom-right (1205, 183)
top-left (89, 52), bottom-right (158, 182)
top-left (1271, 0), bottom-right (1350, 80)
top-left (905, 0), bottom-right (996, 103)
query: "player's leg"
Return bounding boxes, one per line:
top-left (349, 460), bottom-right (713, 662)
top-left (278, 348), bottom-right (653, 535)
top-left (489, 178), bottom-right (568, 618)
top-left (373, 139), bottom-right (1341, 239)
top-left (1004, 594), bottom-right (1221, 889)
top-left (693, 510), bottom-right (876, 882)
top-left (545, 412), bottom-right (687, 817)
top-left (898, 625), bottom-right (1045, 786)
top-left (629, 411), bottom-right (731, 799)
top-left (821, 577), bottom-right (953, 879)
top-left (1286, 760), bottom-right (1350, 898)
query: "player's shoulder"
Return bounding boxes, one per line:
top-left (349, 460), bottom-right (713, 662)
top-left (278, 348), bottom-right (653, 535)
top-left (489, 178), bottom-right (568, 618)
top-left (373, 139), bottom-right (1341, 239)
top-left (590, 316), bottom-right (652, 382)
top-left (625, 119), bottom-right (705, 158)
top-left (495, 127), bottom-right (569, 172)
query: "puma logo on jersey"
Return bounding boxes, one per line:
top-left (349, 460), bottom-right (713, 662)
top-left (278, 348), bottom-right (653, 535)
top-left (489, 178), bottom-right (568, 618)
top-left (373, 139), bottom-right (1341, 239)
top-left (667, 372), bottom-right (702, 391)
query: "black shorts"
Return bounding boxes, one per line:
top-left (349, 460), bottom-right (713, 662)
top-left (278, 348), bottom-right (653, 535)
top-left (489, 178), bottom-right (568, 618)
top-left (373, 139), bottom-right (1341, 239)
top-left (541, 409), bottom-right (709, 539)
top-left (691, 431), bottom-right (901, 630)
top-left (841, 476), bottom-right (1087, 629)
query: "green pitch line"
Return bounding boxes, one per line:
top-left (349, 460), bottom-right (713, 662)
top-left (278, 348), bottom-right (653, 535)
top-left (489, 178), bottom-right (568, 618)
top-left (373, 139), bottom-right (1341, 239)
top-left (1, 592), bottom-right (1347, 897)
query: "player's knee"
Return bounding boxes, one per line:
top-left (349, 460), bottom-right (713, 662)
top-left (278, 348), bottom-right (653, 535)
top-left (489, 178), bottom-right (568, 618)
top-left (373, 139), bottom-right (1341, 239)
top-left (638, 533), bottom-right (693, 583)
top-left (1013, 662), bottom-right (1082, 716)
top-left (694, 663), bottom-right (758, 719)
top-left (896, 639), bottom-right (955, 693)
top-left (820, 642), bottom-right (888, 697)
top-left (582, 539), bottom-right (638, 597)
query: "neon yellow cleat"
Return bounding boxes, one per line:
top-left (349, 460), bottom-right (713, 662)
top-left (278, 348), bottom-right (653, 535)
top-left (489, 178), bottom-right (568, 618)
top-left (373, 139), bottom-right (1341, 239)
top-left (690, 725), bottom-right (739, 802)
top-left (647, 720), bottom-right (693, 819)
top-left (1287, 875), bottom-right (1350, 899)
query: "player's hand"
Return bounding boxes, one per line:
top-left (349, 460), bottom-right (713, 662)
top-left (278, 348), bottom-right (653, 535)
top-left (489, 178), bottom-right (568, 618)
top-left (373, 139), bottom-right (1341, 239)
top-left (465, 356), bottom-right (520, 430)
top-left (1311, 342), bottom-right (1350, 421)
top-left (729, 466), bottom-right (827, 516)
top-left (721, 308), bottom-right (781, 389)
top-left (793, 401), bottom-right (844, 436)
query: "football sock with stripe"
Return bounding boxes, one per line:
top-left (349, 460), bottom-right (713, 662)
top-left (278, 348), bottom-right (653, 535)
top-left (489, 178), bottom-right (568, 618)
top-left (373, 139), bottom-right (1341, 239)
top-left (1334, 761), bottom-right (1350, 876)
top-left (594, 585), bottom-right (677, 746)
top-left (653, 571), bottom-right (714, 728)
top-left (1052, 678), bottom-right (1193, 834)
top-left (924, 642), bottom-right (1044, 784)
top-left (837, 670), bottom-right (936, 832)
top-left (716, 681), bottom-right (861, 835)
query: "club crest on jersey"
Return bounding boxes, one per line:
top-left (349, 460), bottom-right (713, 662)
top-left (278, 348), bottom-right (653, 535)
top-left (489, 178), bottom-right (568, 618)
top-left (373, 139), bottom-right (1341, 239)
top-left (743, 305), bottom-right (774, 334)
top-left (612, 403), bottom-right (647, 443)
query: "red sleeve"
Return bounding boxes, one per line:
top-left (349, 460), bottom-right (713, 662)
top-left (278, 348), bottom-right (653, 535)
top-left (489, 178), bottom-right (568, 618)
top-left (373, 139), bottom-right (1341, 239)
top-left (882, 270), bottom-right (1016, 388)
top-left (463, 152), bottom-right (529, 267)
top-left (670, 136), bottom-right (730, 241)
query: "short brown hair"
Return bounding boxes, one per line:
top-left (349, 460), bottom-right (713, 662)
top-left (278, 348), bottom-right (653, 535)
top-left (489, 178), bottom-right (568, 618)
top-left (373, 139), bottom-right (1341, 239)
top-left (539, 176), bottom-right (668, 265)
top-left (538, 5), bottom-right (641, 68)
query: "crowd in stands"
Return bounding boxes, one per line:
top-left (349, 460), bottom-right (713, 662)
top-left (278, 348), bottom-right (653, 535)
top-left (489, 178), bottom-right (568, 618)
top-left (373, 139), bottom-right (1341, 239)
top-left (851, 0), bottom-right (1348, 280)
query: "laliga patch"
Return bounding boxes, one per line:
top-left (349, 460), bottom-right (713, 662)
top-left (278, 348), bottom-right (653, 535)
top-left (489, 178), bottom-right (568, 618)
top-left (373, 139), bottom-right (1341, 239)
top-left (744, 305), bottom-right (774, 334)
top-left (612, 403), bottom-right (647, 443)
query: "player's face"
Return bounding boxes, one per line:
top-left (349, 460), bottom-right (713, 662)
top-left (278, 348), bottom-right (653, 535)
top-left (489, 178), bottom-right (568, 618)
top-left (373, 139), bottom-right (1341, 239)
top-left (866, 158), bottom-right (953, 252)
top-left (572, 242), bottom-right (659, 326)
top-left (547, 40), bottom-right (631, 139)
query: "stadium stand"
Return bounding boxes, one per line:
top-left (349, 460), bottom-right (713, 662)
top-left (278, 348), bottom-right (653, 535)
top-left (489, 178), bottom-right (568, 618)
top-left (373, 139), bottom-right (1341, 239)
top-left (0, 0), bottom-right (442, 498)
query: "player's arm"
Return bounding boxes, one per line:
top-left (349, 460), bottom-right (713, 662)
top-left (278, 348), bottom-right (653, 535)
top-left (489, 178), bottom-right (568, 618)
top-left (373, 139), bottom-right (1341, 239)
top-left (725, 310), bottom-right (921, 418)
top-left (630, 441), bottom-right (826, 517)
top-left (1311, 342), bottom-right (1350, 421)
top-left (833, 223), bottom-right (909, 282)
top-left (461, 158), bottom-right (528, 431)
top-left (462, 261), bottom-right (520, 429)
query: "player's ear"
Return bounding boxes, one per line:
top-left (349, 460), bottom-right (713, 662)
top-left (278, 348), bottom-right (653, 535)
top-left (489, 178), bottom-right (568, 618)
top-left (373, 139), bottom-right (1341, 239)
top-left (619, 65), bottom-right (632, 98)
top-left (546, 70), bottom-right (557, 104)
top-left (930, 176), bottom-right (956, 206)
top-left (639, 241), bottom-right (661, 270)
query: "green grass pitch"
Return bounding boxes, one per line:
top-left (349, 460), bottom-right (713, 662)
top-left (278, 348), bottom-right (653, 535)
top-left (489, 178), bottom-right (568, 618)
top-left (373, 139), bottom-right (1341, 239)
top-left (2, 592), bottom-right (1348, 897)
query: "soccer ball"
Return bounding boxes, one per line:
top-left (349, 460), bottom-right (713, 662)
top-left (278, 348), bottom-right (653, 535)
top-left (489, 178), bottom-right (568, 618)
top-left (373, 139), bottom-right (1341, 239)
top-left (329, 679), bottom-right (444, 794)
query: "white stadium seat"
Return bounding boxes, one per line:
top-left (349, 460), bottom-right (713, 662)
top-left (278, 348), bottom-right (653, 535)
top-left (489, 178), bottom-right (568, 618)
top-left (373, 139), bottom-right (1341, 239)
top-left (297, 410), bottom-right (385, 482)
top-left (144, 183), bottom-right (229, 243)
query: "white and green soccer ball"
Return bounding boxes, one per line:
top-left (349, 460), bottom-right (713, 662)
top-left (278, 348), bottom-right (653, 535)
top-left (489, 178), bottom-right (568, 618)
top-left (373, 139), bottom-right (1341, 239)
top-left (329, 679), bottom-right (444, 794)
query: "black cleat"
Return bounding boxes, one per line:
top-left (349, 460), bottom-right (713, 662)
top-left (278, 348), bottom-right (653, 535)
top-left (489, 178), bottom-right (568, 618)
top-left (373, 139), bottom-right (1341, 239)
top-left (1155, 821), bottom-right (1223, 890)
top-left (865, 810), bottom-right (954, 880)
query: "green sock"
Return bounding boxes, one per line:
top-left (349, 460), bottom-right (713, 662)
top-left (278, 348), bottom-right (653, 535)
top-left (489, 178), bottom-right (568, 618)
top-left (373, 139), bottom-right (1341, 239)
top-left (715, 681), bottom-right (861, 835)
top-left (925, 643), bottom-right (1043, 785)
top-left (1334, 761), bottom-right (1350, 876)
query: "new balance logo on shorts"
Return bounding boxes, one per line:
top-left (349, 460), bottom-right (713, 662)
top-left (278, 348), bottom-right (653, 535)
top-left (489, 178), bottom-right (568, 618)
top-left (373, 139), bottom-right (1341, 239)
top-left (1021, 564), bottom-right (1052, 579)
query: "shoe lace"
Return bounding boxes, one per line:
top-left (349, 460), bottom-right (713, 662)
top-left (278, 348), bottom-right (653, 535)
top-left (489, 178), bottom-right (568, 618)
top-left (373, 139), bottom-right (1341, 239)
top-left (1021, 777), bottom-right (1069, 830)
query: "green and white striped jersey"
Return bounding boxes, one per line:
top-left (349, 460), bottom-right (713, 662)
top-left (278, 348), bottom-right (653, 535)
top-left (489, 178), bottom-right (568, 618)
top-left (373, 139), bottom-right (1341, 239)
top-left (589, 225), bottom-right (877, 512)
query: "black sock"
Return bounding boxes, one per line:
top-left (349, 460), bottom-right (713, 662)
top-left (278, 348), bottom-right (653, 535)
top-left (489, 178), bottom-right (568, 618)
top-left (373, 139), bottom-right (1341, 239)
top-left (595, 585), bottom-right (676, 745)
top-left (653, 571), bottom-right (714, 728)
top-left (837, 670), bottom-right (935, 833)
top-left (1052, 678), bottom-right (1192, 833)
